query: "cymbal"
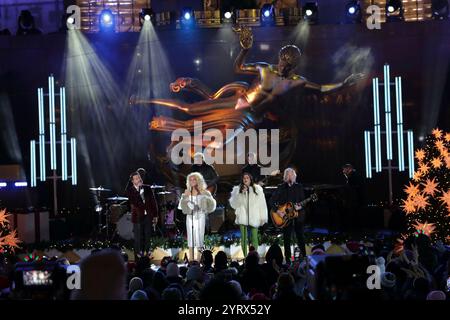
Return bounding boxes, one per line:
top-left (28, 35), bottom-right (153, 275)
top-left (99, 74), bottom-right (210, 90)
top-left (157, 191), bottom-right (172, 195)
top-left (107, 196), bottom-right (129, 201)
top-left (150, 184), bottom-right (165, 189)
top-left (89, 187), bottom-right (112, 192)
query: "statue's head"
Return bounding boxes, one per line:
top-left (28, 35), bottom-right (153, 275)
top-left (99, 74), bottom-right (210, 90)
top-left (278, 45), bottom-right (301, 77)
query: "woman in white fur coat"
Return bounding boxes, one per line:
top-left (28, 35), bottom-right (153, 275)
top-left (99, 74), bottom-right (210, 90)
top-left (178, 172), bottom-right (216, 261)
top-left (229, 173), bottom-right (268, 256)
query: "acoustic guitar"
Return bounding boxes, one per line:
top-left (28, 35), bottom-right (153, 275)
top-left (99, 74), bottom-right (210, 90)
top-left (270, 193), bottom-right (318, 228)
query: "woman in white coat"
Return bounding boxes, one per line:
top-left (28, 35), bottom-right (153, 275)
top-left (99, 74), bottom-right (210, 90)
top-left (229, 173), bottom-right (268, 257)
top-left (179, 172), bottom-right (216, 261)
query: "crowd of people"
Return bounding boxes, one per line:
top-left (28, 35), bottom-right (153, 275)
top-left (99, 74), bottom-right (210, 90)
top-left (1, 233), bottom-right (447, 301)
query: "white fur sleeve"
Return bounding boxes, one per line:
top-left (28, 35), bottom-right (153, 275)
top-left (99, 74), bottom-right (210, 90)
top-left (229, 186), bottom-right (245, 210)
top-left (200, 191), bottom-right (217, 214)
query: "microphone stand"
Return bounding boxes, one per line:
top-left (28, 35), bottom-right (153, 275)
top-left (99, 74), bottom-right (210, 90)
top-left (190, 187), bottom-right (195, 261)
top-left (247, 186), bottom-right (250, 254)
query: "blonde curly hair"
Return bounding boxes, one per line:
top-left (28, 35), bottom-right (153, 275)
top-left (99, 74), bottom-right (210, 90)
top-left (185, 172), bottom-right (207, 193)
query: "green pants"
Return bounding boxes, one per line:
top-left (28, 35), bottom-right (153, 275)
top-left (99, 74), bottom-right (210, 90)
top-left (240, 225), bottom-right (259, 257)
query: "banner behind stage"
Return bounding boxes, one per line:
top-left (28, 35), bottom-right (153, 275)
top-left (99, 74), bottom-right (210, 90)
top-left (1, 21), bottom-right (450, 211)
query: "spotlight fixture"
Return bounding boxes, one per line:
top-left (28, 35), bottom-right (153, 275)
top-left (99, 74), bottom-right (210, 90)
top-left (99, 9), bottom-right (115, 32)
top-left (139, 8), bottom-right (154, 25)
top-left (17, 10), bottom-right (41, 35)
top-left (260, 3), bottom-right (275, 25)
top-left (224, 11), bottom-right (232, 19)
top-left (432, 0), bottom-right (449, 20)
top-left (345, 0), bottom-right (361, 23)
top-left (180, 7), bottom-right (194, 28)
top-left (302, 2), bottom-right (319, 24)
top-left (385, 0), bottom-right (404, 22)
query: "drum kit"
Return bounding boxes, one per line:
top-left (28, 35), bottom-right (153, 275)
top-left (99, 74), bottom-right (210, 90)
top-left (89, 184), bottom-right (182, 241)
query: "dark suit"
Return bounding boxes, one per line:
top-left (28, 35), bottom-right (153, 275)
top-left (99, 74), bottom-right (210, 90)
top-left (269, 182), bottom-right (307, 260)
top-left (342, 170), bottom-right (364, 231)
top-left (127, 185), bottom-right (159, 254)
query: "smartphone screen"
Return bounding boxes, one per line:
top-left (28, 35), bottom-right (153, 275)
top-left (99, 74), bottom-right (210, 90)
top-left (22, 270), bottom-right (53, 286)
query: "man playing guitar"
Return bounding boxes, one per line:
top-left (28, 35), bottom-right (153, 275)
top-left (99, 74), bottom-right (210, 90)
top-left (269, 167), bottom-right (307, 263)
top-left (190, 152), bottom-right (219, 195)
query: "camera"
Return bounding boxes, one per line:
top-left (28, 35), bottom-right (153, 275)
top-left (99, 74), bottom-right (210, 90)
top-left (12, 260), bottom-right (71, 299)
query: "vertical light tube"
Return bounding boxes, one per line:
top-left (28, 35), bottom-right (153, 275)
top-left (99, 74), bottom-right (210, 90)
top-left (364, 131), bottom-right (372, 178)
top-left (395, 76), bottom-right (405, 171)
top-left (38, 87), bottom-right (46, 181)
top-left (30, 140), bottom-right (36, 187)
top-left (407, 130), bottom-right (415, 178)
top-left (60, 87), bottom-right (68, 181)
top-left (373, 77), bottom-right (382, 172)
top-left (384, 64), bottom-right (393, 160)
top-left (71, 138), bottom-right (77, 185)
top-left (49, 75), bottom-right (57, 170)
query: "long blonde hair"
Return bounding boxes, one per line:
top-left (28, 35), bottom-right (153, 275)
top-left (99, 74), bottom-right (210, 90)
top-left (186, 172), bottom-right (207, 193)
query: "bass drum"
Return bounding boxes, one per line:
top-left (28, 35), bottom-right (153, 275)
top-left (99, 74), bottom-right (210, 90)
top-left (117, 213), bottom-right (134, 240)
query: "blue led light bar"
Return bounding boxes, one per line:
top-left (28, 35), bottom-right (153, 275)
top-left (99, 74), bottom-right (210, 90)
top-left (30, 140), bottom-right (36, 187)
top-left (395, 76), bottom-right (405, 171)
top-left (373, 77), bottom-right (382, 172)
top-left (38, 87), bottom-right (46, 181)
top-left (49, 75), bottom-right (57, 170)
top-left (407, 130), bottom-right (414, 178)
top-left (364, 131), bottom-right (372, 178)
top-left (384, 64), bottom-right (393, 160)
top-left (60, 87), bottom-right (68, 181)
top-left (70, 138), bottom-right (77, 185)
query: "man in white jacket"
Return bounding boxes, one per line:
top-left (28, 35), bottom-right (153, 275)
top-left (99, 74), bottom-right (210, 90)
top-left (229, 173), bottom-right (268, 257)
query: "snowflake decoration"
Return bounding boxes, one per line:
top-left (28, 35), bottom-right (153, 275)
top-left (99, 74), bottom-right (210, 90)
top-left (432, 128), bottom-right (443, 139)
top-left (415, 149), bottom-right (426, 162)
top-left (0, 209), bottom-right (10, 227)
top-left (431, 157), bottom-right (442, 169)
top-left (422, 177), bottom-right (439, 196)
top-left (401, 198), bottom-right (416, 215)
top-left (439, 189), bottom-right (450, 211)
top-left (419, 163), bottom-right (430, 175)
top-left (445, 156), bottom-right (450, 170)
top-left (445, 133), bottom-right (450, 143)
top-left (413, 221), bottom-right (436, 237)
top-left (404, 182), bottom-right (420, 198)
top-left (413, 193), bottom-right (429, 211)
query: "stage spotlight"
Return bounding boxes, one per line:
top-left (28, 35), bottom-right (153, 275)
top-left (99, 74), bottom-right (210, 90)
top-left (222, 9), bottom-right (235, 24)
top-left (260, 3), bottom-right (275, 26)
top-left (180, 7), bottom-right (194, 28)
top-left (17, 10), bottom-right (42, 35)
top-left (432, 0), bottom-right (449, 20)
top-left (303, 2), bottom-right (319, 24)
top-left (99, 9), bottom-right (115, 32)
top-left (345, 0), bottom-right (361, 23)
top-left (385, 0), bottom-right (404, 22)
top-left (139, 8), bottom-right (154, 25)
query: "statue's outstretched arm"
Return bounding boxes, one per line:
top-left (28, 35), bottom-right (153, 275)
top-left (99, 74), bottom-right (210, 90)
top-left (303, 73), bottom-right (365, 93)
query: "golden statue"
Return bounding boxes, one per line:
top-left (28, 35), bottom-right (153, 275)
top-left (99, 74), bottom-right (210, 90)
top-left (130, 26), bottom-right (364, 188)
top-left (232, 26), bottom-right (364, 111)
